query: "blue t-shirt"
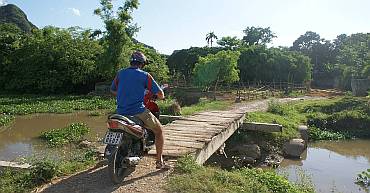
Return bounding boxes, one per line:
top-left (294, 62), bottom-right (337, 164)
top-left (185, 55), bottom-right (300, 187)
top-left (111, 67), bottom-right (161, 115)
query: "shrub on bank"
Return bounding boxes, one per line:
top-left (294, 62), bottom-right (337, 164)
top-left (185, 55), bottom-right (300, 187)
top-left (40, 123), bottom-right (90, 147)
top-left (0, 150), bottom-right (98, 193)
top-left (0, 114), bottom-right (14, 127)
top-left (167, 156), bottom-right (314, 193)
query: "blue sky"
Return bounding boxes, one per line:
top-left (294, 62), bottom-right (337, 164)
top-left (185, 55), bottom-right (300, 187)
top-left (3, 0), bottom-right (370, 54)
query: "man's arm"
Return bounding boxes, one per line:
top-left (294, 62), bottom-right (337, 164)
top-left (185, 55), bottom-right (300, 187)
top-left (147, 73), bottom-right (164, 99)
top-left (111, 90), bottom-right (117, 96)
top-left (156, 90), bottom-right (165, 100)
top-left (111, 74), bottom-right (119, 96)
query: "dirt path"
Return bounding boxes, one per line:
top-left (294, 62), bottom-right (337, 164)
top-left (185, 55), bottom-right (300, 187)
top-left (38, 157), bottom-right (174, 193)
top-left (37, 97), bottom-right (320, 193)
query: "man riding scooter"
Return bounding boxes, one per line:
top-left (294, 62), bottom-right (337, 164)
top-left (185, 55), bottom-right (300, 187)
top-left (110, 51), bottom-right (169, 169)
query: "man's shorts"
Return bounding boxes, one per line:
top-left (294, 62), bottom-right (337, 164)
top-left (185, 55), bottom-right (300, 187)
top-left (135, 109), bottom-right (162, 131)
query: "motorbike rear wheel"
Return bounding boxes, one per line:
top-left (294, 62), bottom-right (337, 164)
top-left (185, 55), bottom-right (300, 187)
top-left (108, 144), bottom-right (133, 183)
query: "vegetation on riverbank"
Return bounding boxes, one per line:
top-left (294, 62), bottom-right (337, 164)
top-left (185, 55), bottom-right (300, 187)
top-left (40, 123), bottom-right (90, 147)
top-left (245, 97), bottom-right (370, 149)
top-left (0, 122), bottom-right (99, 193)
top-left (0, 149), bottom-right (98, 193)
top-left (356, 169), bottom-right (370, 189)
top-left (166, 156), bottom-right (314, 193)
top-left (0, 113), bottom-right (14, 127)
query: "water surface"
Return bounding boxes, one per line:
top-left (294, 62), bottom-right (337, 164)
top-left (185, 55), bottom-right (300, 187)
top-left (279, 140), bottom-right (370, 193)
top-left (0, 113), bottom-right (107, 161)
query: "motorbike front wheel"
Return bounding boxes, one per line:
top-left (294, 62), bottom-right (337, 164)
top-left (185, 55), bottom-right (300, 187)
top-left (107, 144), bottom-right (134, 183)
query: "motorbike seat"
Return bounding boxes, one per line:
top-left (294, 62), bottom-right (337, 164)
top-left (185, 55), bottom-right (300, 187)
top-left (108, 114), bottom-right (144, 126)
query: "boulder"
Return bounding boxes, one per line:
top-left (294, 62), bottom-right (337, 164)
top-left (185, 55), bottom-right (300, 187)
top-left (298, 125), bottom-right (309, 141)
top-left (298, 125), bottom-right (309, 148)
top-left (79, 140), bottom-right (93, 148)
top-left (283, 139), bottom-right (306, 158)
top-left (230, 144), bottom-right (261, 160)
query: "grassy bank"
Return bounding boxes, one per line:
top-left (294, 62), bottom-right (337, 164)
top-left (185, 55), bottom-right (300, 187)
top-left (0, 123), bottom-right (98, 193)
top-left (245, 97), bottom-right (370, 148)
top-left (0, 150), bottom-right (98, 193)
top-left (40, 123), bottom-right (90, 147)
top-left (166, 156), bottom-right (314, 193)
top-left (0, 95), bottom-right (116, 115)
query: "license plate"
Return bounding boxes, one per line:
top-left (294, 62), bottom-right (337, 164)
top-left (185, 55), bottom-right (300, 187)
top-left (103, 131), bottom-right (123, 145)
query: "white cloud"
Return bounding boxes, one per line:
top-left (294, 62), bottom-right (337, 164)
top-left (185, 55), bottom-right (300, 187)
top-left (0, 0), bottom-right (7, 6)
top-left (68, 8), bottom-right (81, 16)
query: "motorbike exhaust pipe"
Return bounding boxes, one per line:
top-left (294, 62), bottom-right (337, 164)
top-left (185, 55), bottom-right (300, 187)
top-left (125, 157), bottom-right (140, 166)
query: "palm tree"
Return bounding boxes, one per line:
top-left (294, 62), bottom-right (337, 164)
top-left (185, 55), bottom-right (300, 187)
top-left (206, 32), bottom-right (218, 47)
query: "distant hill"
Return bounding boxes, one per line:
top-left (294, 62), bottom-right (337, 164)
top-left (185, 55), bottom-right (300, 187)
top-left (0, 4), bottom-right (37, 32)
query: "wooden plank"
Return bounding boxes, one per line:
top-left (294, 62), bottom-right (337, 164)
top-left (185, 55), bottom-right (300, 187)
top-left (165, 136), bottom-right (212, 143)
top-left (242, 122), bottom-right (282, 132)
top-left (0, 161), bottom-right (31, 169)
top-left (194, 113), bottom-right (245, 164)
top-left (165, 132), bottom-right (214, 139)
top-left (165, 129), bottom-right (216, 136)
top-left (166, 125), bottom-right (223, 132)
top-left (149, 149), bottom-right (195, 156)
top-left (165, 127), bottom-right (220, 134)
top-left (170, 120), bottom-right (226, 126)
top-left (168, 124), bottom-right (225, 130)
top-left (177, 117), bottom-right (232, 124)
top-left (164, 141), bottom-right (204, 149)
top-left (193, 112), bottom-right (245, 118)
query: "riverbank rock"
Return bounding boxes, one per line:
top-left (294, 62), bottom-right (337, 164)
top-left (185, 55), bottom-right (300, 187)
top-left (298, 125), bottom-right (309, 148)
top-left (283, 139), bottom-right (306, 158)
top-left (230, 144), bottom-right (261, 159)
top-left (79, 140), bottom-right (93, 148)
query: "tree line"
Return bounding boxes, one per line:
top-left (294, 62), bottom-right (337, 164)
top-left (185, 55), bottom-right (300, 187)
top-left (0, 0), bottom-right (169, 94)
top-left (168, 27), bottom-right (369, 91)
top-left (0, 0), bottom-right (368, 94)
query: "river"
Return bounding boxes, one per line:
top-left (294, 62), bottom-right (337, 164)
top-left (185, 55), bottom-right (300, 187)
top-left (0, 113), bottom-right (107, 161)
top-left (278, 140), bottom-right (370, 193)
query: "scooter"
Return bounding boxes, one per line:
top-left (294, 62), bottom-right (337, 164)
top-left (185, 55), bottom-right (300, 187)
top-left (103, 89), bottom-right (162, 183)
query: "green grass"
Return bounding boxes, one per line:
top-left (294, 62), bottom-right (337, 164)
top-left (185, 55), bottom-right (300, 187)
top-left (40, 123), bottom-right (90, 147)
top-left (0, 149), bottom-right (98, 193)
top-left (246, 97), bottom-right (370, 144)
top-left (166, 156), bottom-right (314, 193)
top-left (0, 95), bottom-right (116, 115)
top-left (356, 169), bottom-right (370, 188)
top-left (0, 113), bottom-right (14, 127)
top-left (180, 99), bottom-right (233, 116)
top-left (244, 100), bottom-right (306, 146)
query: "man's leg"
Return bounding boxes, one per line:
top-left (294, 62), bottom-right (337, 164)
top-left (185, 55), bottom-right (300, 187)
top-left (136, 109), bottom-right (165, 164)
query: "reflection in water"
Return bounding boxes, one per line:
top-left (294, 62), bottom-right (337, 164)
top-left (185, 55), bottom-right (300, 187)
top-left (0, 113), bottom-right (107, 161)
top-left (279, 140), bottom-right (370, 193)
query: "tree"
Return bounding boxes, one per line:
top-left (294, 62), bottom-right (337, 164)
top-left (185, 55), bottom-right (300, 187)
top-left (217, 36), bottom-right (241, 50)
top-left (166, 47), bottom-right (224, 82)
top-left (242, 26), bottom-right (276, 45)
top-left (206, 31), bottom-right (218, 47)
top-left (193, 50), bottom-right (240, 92)
top-left (1, 27), bottom-right (103, 93)
top-left (94, 0), bottom-right (139, 79)
top-left (237, 45), bottom-right (312, 83)
top-left (291, 31), bottom-right (337, 88)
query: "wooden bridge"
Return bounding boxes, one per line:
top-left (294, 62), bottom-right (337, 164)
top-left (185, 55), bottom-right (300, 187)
top-left (150, 108), bottom-right (247, 164)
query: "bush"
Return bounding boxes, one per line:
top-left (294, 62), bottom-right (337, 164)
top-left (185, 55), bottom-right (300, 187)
top-left (267, 100), bottom-right (291, 116)
top-left (0, 113), bottom-right (14, 127)
top-left (308, 127), bottom-right (350, 141)
top-left (30, 160), bottom-right (59, 185)
top-left (40, 123), bottom-right (90, 147)
top-left (167, 156), bottom-right (312, 193)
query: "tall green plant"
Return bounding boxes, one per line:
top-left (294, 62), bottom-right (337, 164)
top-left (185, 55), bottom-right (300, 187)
top-left (94, 0), bottom-right (139, 79)
top-left (193, 50), bottom-right (240, 91)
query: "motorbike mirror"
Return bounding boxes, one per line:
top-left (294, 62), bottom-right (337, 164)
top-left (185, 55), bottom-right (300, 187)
top-left (160, 84), bottom-right (169, 90)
